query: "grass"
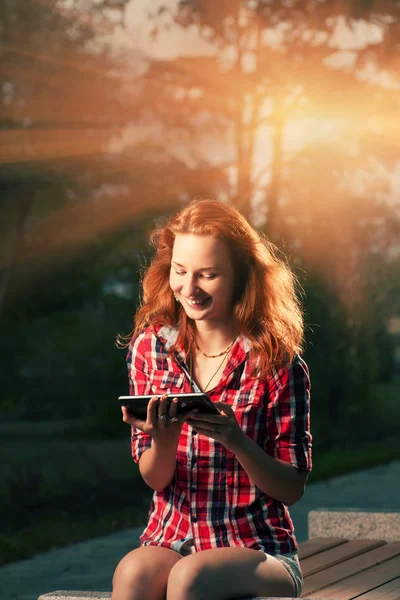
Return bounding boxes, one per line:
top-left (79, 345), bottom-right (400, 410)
top-left (1, 436), bottom-right (134, 498)
top-left (0, 429), bottom-right (152, 566)
top-left (0, 504), bottom-right (150, 565)
top-left (309, 436), bottom-right (400, 484)
top-left (1, 380), bottom-right (399, 566)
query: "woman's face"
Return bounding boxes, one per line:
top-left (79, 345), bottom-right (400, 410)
top-left (170, 234), bottom-right (235, 326)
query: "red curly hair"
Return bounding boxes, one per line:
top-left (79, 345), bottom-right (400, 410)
top-left (126, 199), bottom-right (304, 375)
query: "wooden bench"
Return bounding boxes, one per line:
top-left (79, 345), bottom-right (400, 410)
top-left (298, 509), bottom-right (400, 599)
top-left (38, 510), bottom-right (400, 600)
top-left (298, 535), bottom-right (400, 598)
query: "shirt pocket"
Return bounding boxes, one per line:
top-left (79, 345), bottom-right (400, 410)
top-left (224, 380), bottom-right (263, 410)
top-left (222, 381), bottom-right (266, 437)
top-left (150, 370), bottom-right (186, 395)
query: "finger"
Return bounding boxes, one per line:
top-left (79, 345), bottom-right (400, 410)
top-left (216, 402), bottom-right (234, 412)
top-left (215, 403), bottom-right (235, 418)
top-left (185, 413), bottom-right (226, 423)
top-left (158, 394), bottom-right (169, 414)
top-left (181, 408), bottom-right (199, 423)
top-left (147, 395), bottom-right (159, 427)
top-left (121, 406), bottom-right (135, 423)
top-left (191, 424), bottom-right (220, 437)
top-left (121, 407), bottom-right (146, 429)
top-left (168, 397), bottom-right (179, 421)
top-left (187, 418), bottom-right (218, 431)
top-left (158, 394), bottom-right (169, 427)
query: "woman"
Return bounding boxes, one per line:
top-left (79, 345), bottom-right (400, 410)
top-left (112, 199), bottom-right (312, 600)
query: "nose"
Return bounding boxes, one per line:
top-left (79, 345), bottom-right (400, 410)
top-left (182, 275), bottom-right (199, 298)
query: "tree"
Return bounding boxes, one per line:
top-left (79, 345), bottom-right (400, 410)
top-left (0, 0), bottom-right (133, 316)
top-left (130, 0), bottom-right (400, 227)
top-left (125, 0), bottom-right (400, 448)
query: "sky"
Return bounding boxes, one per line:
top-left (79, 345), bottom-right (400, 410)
top-left (94, 0), bottom-right (400, 207)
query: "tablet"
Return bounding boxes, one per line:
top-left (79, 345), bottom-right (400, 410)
top-left (119, 392), bottom-right (220, 420)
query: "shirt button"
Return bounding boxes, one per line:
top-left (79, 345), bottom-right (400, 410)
top-left (192, 457), bottom-right (197, 465)
top-left (191, 486), bottom-right (196, 493)
top-left (180, 538), bottom-right (185, 542)
top-left (192, 517), bottom-right (197, 523)
top-left (192, 431), bottom-right (198, 436)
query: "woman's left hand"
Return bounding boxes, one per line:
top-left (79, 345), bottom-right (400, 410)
top-left (186, 402), bottom-right (244, 453)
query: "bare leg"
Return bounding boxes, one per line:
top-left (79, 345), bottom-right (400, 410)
top-left (112, 546), bottom-right (182, 600)
top-left (166, 547), bottom-right (297, 600)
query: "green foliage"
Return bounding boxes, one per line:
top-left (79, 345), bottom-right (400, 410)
top-left (1, 401), bottom-right (399, 565)
top-left (0, 2), bottom-right (399, 570)
top-left (1, 220), bottom-right (397, 446)
top-left (0, 507), bottom-right (149, 566)
top-left (0, 427), bottom-right (152, 565)
top-left (0, 224), bottom-right (142, 421)
top-left (309, 433), bottom-right (400, 484)
top-left (302, 273), bottom-right (397, 452)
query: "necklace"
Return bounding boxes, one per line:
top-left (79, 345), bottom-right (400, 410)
top-left (189, 339), bottom-right (235, 392)
top-left (194, 337), bottom-right (236, 359)
top-left (203, 353), bottom-right (229, 392)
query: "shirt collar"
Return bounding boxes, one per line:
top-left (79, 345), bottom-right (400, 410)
top-left (157, 324), bottom-right (179, 350)
top-left (155, 324), bottom-right (251, 362)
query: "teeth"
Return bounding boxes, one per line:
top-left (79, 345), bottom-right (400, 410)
top-left (187, 298), bottom-right (206, 305)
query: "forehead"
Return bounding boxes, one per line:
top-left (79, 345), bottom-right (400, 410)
top-left (172, 234), bottom-right (231, 267)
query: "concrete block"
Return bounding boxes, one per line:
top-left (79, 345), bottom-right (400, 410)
top-left (38, 593), bottom-right (111, 600)
top-left (308, 508), bottom-right (400, 542)
top-left (37, 594), bottom-right (329, 600)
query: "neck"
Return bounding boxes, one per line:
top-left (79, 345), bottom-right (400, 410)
top-left (193, 321), bottom-right (236, 356)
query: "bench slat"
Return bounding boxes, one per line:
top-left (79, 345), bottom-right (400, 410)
top-left (298, 537), bottom-right (348, 560)
top-left (352, 577), bottom-right (400, 600)
top-left (306, 555), bottom-right (400, 599)
top-left (302, 542), bottom-right (400, 597)
top-left (301, 539), bottom-right (386, 577)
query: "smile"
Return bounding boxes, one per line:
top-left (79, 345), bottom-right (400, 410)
top-left (185, 297), bottom-right (210, 306)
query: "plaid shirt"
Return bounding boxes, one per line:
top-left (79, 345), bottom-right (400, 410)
top-left (127, 325), bottom-right (312, 556)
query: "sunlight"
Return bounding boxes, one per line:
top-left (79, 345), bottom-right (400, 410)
top-left (123, 0), bottom-right (216, 60)
top-left (284, 117), bottom-right (349, 152)
top-left (1, 0), bottom-right (399, 290)
top-left (0, 129), bottom-right (111, 163)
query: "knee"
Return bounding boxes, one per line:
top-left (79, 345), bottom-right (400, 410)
top-left (168, 558), bottom-right (212, 598)
top-left (112, 548), bottom-right (159, 589)
top-left (113, 552), bottom-right (142, 589)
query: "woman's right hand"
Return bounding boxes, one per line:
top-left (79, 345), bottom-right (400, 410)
top-left (121, 394), bottom-right (197, 445)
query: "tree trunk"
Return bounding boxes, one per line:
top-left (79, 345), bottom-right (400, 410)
top-left (266, 110), bottom-right (284, 241)
top-left (0, 189), bottom-right (32, 319)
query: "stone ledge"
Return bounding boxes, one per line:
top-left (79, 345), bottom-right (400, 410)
top-left (37, 595), bottom-right (328, 600)
top-left (38, 594), bottom-right (111, 600)
top-left (308, 508), bottom-right (400, 542)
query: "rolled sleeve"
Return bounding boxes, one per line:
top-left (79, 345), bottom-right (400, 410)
top-left (267, 355), bottom-right (312, 472)
top-left (126, 331), bottom-right (153, 463)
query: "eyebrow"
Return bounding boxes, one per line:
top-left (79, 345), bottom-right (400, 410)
top-left (172, 261), bottom-right (216, 271)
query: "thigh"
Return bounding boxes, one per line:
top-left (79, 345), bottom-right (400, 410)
top-left (112, 545), bottom-right (182, 600)
top-left (166, 547), bottom-right (297, 600)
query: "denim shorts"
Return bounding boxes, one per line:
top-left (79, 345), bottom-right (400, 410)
top-left (172, 540), bottom-right (302, 598)
top-left (272, 551), bottom-right (303, 598)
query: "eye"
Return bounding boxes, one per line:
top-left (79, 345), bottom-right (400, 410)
top-left (202, 274), bottom-right (217, 280)
top-left (174, 270), bottom-right (186, 276)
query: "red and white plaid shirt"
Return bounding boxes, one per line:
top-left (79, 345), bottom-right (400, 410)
top-left (127, 325), bottom-right (312, 556)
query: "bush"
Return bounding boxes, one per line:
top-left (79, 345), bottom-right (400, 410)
top-left (302, 274), bottom-right (395, 452)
